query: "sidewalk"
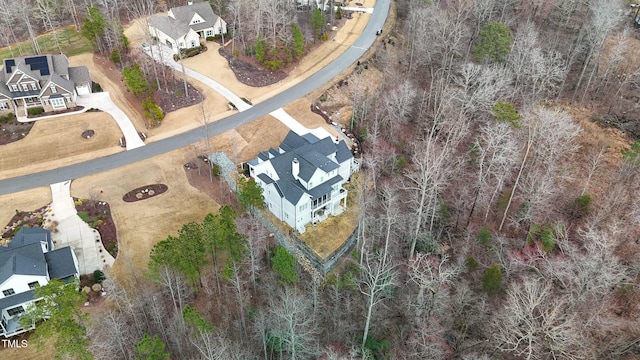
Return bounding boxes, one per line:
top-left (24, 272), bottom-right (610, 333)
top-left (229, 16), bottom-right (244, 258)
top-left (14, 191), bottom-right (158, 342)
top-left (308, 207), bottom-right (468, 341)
top-left (48, 181), bottom-right (115, 275)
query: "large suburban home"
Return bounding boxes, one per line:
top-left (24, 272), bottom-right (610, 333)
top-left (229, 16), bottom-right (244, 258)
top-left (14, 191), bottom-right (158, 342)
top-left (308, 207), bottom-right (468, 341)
top-left (0, 227), bottom-right (79, 338)
top-left (0, 54), bottom-right (91, 117)
top-left (148, 1), bottom-right (227, 55)
top-left (248, 131), bottom-right (355, 234)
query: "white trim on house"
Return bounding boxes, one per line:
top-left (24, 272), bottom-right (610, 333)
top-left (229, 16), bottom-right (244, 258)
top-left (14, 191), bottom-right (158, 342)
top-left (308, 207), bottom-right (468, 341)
top-left (248, 131), bottom-right (354, 233)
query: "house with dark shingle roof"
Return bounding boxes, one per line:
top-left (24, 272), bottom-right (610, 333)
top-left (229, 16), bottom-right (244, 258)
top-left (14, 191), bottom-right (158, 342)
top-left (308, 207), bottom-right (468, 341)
top-left (0, 227), bottom-right (79, 338)
top-left (248, 131), bottom-right (355, 233)
top-left (148, 1), bottom-right (227, 55)
top-left (0, 54), bottom-right (91, 117)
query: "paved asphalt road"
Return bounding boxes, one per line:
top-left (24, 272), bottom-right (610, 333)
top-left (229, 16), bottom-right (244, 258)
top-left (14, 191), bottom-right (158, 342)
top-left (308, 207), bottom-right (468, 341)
top-left (0, 0), bottom-right (389, 195)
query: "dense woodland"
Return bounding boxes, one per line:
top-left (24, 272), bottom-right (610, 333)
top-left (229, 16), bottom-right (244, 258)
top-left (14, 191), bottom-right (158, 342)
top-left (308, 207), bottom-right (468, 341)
top-left (9, 0), bottom-right (640, 359)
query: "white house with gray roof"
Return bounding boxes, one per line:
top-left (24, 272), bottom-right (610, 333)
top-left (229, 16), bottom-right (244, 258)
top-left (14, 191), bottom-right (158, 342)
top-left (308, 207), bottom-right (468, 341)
top-left (0, 54), bottom-right (91, 117)
top-left (148, 1), bottom-right (227, 55)
top-left (248, 131), bottom-right (354, 233)
top-left (0, 227), bottom-right (79, 338)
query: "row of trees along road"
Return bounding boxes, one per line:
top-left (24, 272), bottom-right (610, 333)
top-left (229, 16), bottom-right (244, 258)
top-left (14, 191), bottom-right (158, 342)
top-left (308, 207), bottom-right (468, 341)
top-left (15, 0), bottom-right (640, 359)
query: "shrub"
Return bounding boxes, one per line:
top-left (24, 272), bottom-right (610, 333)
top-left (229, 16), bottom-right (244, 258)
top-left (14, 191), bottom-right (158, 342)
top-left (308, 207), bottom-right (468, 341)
top-left (206, 36), bottom-right (215, 41)
top-left (271, 245), bottom-right (298, 285)
top-left (482, 265), bottom-right (502, 296)
top-left (211, 164), bottom-right (220, 177)
top-left (240, 97), bottom-right (252, 105)
top-left (77, 211), bottom-right (90, 222)
top-left (27, 107), bottom-right (44, 116)
top-left (0, 116), bottom-right (7, 123)
top-left (93, 270), bottom-right (106, 284)
top-left (92, 81), bottom-right (102, 92)
top-left (477, 225), bottom-right (492, 246)
top-left (264, 59), bottom-right (283, 71)
top-left (142, 97), bottom-right (164, 122)
top-left (7, 112), bottom-right (15, 119)
top-left (109, 48), bottom-right (121, 64)
top-left (123, 63), bottom-right (149, 98)
top-left (255, 37), bottom-right (266, 62)
top-left (569, 194), bottom-right (592, 219)
top-left (465, 256), bottom-right (478, 271)
top-left (228, 102), bottom-right (237, 110)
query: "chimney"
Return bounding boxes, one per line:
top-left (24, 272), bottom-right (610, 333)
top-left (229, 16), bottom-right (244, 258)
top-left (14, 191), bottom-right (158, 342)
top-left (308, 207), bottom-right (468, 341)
top-left (292, 158), bottom-right (300, 181)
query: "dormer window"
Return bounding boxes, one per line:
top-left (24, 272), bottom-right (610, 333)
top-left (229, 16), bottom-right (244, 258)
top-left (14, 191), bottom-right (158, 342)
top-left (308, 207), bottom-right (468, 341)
top-left (10, 85), bottom-right (17, 92)
top-left (2, 288), bottom-right (15, 296)
top-left (21, 84), bottom-right (28, 91)
top-left (31, 82), bottom-right (37, 90)
top-left (28, 281), bottom-right (39, 289)
top-left (50, 85), bottom-right (56, 93)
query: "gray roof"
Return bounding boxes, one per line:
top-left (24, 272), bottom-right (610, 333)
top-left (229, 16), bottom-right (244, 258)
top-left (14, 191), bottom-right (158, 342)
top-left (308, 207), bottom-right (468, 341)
top-left (0, 289), bottom-right (35, 313)
top-left (44, 247), bottom-right (78, 281)
top-left (49, 73), bottom-right (74, 93)
top-left (0, 243), bottom-right (47, 285)
top-left (149, 14), bottom-right (192, 40)
top-left (68, 66), bottom-right (91, 85)
top-left (252, 131), bottom-right (352, 205)
top-left (170, 2), bottom-right (220, 32)
top-left (2, 227), bottom-right (52, 252)
top-left (50, 54), bottom-right (69, 77)
top-left (1, 54), bottom-right (85, 98)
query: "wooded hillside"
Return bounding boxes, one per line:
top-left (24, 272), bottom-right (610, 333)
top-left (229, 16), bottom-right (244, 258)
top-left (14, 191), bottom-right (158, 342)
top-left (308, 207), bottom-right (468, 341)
top-left (7, 0), bottom-right (640, 359)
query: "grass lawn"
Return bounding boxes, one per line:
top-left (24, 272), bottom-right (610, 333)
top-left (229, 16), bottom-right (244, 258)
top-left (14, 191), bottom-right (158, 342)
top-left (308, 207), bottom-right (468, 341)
top-left (0, 25), bottom-right (92, 60)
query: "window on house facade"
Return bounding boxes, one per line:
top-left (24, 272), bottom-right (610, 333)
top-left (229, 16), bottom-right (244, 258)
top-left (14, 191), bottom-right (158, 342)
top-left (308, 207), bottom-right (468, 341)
top-left (50, 85), bottom-right (57, 93)
top-left (2, 289), bottom-right (15, 296)
top-left (190, 40), bottom-right (197, 47)
top-left (206, 30), bottom-right (213, 37)
top-left (299, 203), bottom-right (308, 212)
top-left (28, 281), bottom-right (39, 289)
top-left (285, 213), bottom-right (289, 219)
top-left (26, 97), bottom-right (38, 103)
top-left (0, 102), bottom-right (9, 110)
top-left (31, 83), bottom-right (37, 90)
top-left (50, 97), bottom-right (65, 108)
top-left (7, 306), bottom-right (24, 316)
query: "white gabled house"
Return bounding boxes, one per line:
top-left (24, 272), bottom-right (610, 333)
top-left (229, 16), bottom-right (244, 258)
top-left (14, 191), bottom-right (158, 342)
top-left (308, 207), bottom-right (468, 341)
top-left (148, 1), bottom-right (227, 54)
top-left (248, 131), bottom-right (355, 233)
top-left (0, 227), bottom-right (79, 338)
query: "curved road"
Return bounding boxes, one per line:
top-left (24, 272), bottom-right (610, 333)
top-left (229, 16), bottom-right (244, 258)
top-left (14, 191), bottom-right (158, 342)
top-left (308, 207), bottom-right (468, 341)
top-left (0, 0), bottom-right (389, 195)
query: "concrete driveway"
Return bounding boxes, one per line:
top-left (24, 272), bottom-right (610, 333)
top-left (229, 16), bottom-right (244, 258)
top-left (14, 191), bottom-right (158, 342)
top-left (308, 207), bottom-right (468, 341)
top-left (76, 92), bottom-right (145, 150)
top-left (48, 180), bottom-right (115, 275)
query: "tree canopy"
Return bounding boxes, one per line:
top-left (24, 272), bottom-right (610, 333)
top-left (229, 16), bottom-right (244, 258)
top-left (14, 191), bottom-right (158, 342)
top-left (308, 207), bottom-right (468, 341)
top-left (474, 22), bottom-right (512, 63)
top-left (20, 278), bottom-right (91, 360)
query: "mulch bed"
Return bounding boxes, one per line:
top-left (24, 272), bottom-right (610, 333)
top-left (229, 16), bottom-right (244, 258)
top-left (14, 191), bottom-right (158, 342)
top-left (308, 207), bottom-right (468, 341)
top-left (122, 184), bottom-right (168, 202)
top-left (218, 48), bottom-right (288, 87)
top-left (1, 205), bottom-right (49, 240)
top-left (82, 129), bottom-right (95, 139)
top-left (73, 197), bottom-right (118, 258)
top-left (184, 157), bottom-right (240, 209)
top-left (0, 118), bottom-right (34, 145)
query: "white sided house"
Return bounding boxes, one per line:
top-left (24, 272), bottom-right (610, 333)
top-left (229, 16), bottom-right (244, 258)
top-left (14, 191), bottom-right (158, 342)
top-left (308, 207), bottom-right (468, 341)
top-left (148, 1), bottom-right (227, 55)
top-left (248, 131), bottom-right (354, 234)
top-left (0, 227), bottom-right (79, 338)
top-left (0, 54), bottom-right (91, 117)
